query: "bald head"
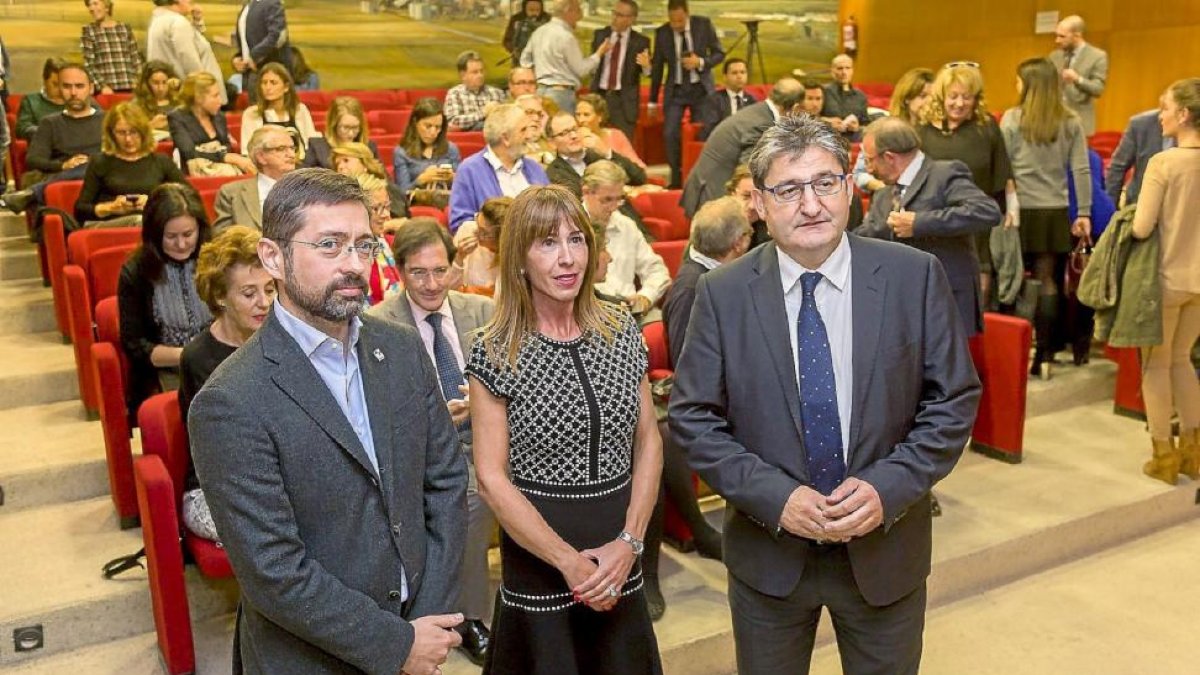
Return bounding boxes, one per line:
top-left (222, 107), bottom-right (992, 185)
top-left (831, 54), bottom-right (854, 85)
top-left (1055, 15), bottom-right (1085, 50)
top-left (768, 77), bottom-right (807, 114)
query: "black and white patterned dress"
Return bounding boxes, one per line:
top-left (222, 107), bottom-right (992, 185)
top-left (466, 310), bottom-right (662, 675)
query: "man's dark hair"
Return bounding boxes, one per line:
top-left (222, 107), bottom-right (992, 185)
top-left (723, 58), bottom-right (747, 75)
top-left (391, 218), bottom-right (457, 266)
top-left (802, 79), bottom-right (823, 91)
top-left (42, 58), bottom-right (68, 82)
top-left (262, 168), bottom-right (370, 253)
top-left (667, 0), bottom-right (688, 12)
top-left (57, 61), bottom-right (93, 83)
top-left (456, 50), bottom-right (483, 74)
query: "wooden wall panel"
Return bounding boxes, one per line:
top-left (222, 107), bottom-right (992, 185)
top-left (839, 0), bottom-right (1199, 132)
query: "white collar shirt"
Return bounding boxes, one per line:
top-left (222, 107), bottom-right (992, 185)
top-left (592, 208), bottom-right (672, 304)
top-left (483, 147), bottom-right (531, 198)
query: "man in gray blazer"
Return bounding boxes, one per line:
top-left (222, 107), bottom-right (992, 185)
top-left (213, 124), bottom-right (296, 231)
top-left (1048, 15), bottom-right (1108, 136)
top-left (1106, 108), bottom-right (1171, 206)
top-left (190, 169), bottom-right (468, 675)
top-left (680, 77), bottom-right (805, 218)
top-left (669, 115), bottom-right (980, 675)
top-left (855, 118), bottom-right (1001, 336)
top-left (368, 219), bottom-right (496, 666)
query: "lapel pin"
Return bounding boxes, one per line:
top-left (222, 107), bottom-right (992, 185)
top-left (373, 349), bottom-right (385, 362)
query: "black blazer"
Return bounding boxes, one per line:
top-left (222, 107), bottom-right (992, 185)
top-left (680, 101), bottom-right (775, 217)
top-left (669, 236), bottom-right (981, 606)
top-left (234, 0), bottom-right (293, 72)
top-left (649, 16), bottom-right (724, 104)
top-left (168, 109), bottom-right (233, 170)
top-left (698, 88), bottom-right (758, 140)
top-left (590, 27), bottom-right (651, 94)
top-left (855, 158), bottom-right (1001, 335)
top-left (545, 148), bottom-right (647, 196)
top-left (662, 256), bottom-right (708, 367)
top-left (302, 137), bottom-right (381, 170)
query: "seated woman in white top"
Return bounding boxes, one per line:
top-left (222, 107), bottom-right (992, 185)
top-left (239, 62), bottom-right (318, 153)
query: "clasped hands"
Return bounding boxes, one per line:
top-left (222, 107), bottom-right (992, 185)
top-left (779, 477), bottom-right (883, 543)
top-left (887, 209), bottom-right (915, 238)
top-left (561, 538), bottom-right (636, 613)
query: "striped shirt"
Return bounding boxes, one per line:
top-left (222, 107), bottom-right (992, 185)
top-left (81, 22), bottom-right (142, 91)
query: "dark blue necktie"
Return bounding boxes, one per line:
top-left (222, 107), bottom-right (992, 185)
top-left (797, 272), bottom-right (845, 495)
top-left (425, 313), bottom-right (469, 434)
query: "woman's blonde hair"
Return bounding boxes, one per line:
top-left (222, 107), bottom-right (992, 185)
top-left (1168, 78), bottom-right (1200, 131)
top-left (101, 102), bottom-right (155, 155)
top-left (921, 64), bottom-right (993, 129)
top-left (325, 96), bottom-right (370, 145)
top-left (888, 68), bottom-right (934, 123)
top-left (1015, 57), bottom-right (1072, 144)
top-left (194, 225), bottom-right (266, 314)
top-left (331, 142), bottom-right (388, 181)
top-left (178, 71), bottom-right (218, 110)
top-left (479, 185), bottom-right (621, 367)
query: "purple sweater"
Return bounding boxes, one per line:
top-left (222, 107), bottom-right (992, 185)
top-left (448, 148), bottom-right (549, 232)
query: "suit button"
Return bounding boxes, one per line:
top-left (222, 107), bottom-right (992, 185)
top-left (388, 590), bottom-right (401, 600)
top-left (392, 524), bottom-right (401, 535)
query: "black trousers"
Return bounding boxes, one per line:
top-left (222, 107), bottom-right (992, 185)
top-left (728, 545), bottom-right (926, 675)
top-left (663, 82), bottom-right (708, 188)
top-left (598, 88), bottom-right (639, 141)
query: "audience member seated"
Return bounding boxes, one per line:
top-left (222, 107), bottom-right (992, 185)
top-left (821, 53), bottom-right (869, 139)
top-left (291, 46), bottom-right (320, 91)
top-left (2, 63), bottom-right (102, 213)
top-left (545, 111), bottom-right (646, 194)
top-left (800, 78), bottom-right (824, 116)
top-left (81, 0), bottom-right (142, 94)
top-left (332, 142), bottom-right (407, 219)
top-left (852, 67), bottom-right (933, 194)
top-left (304, 95), bottom-right (378, 170)
top-left (214, 125), bottom-right (297, 230)
top-left (354, 173), bottom-right (404, 306)
top-left (448, 103), bottom-right (549, 231)
top-left (507, 66), bottom-right (538, 99)
top-left (698, 58), bottom-right (757, 140)
top-left (514, 93), bottom-right (555, 162)
top-left (393, 97), bottom-right (462, 208)
top-left (75, 102), bottom-right (185, 226)
top-left (169, 72), bottom-right (255, 176)
top-left (725, 163), bottom-right (768, 248)
top-left (131, 60), bottom-right (180, 141)
top-left (444, 50), bottom-right (507, 132)
top-left (15, 58), bottom-right (68, 141)
top-left (178, 224), bottom-right (276, 542)
top-left (452, 195), bottom-right (510, 295)
top-left (575, 92), bottom-right (646, 168)
top-left (119, 182), bottom-right (213, 420)
top-left (239, 62), bottom-right (318, 152)
top-left (582, 160), bottom-right (669, 320)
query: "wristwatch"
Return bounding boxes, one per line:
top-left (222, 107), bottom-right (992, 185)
top-left (617, 530), bottom-right (644, 556)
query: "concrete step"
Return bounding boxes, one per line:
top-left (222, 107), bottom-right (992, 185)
top-left (0, 400), bottom-right (130, 512)
top-left (0, 278), bottom-right (58, 336)
top-left (0, 235), bottom-right (41, 282)
top-left (0, 497), bottom-right (238, 669)
top-left (1023, 351), bottom-right (1116, 419)
top-left (0, 212), bottom-right (31, 238)
top-left (0, 331), bottom-right (80, 410)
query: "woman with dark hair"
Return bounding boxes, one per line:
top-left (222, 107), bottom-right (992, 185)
top-left (290, 47), bottom-right (320, 91)
top-left (131, 60), bottom-right (179, 140)
top-left (575, 93), bottom-right (647, 169)
top-left (178, 224), bottom-right (276, 541)
top-left (466, 185), bottom-right (663, 673)
top-left (392, 97), bottom-right (462, 206)
top-left (304, 95), bottom-right (379, 169)
top-left (1001, 57), bottom-right (1090, 378)
top-left (76, 102), bottom-right (185, 225)
top-left (169, 72), bottom-right (255, 175)
top-left (81, 0), bottom-right (142, 94)
top-left (918, 63), bottom-right (1014, 314)
top-left (118, 182), bottom-right (213, 418)
top-left (502, 0), bottom-right (549, 64)
top-left (239, 62), bottom-right (318, 152)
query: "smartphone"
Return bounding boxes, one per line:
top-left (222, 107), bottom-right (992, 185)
top-left (125, 194), bottom-right (141, 203)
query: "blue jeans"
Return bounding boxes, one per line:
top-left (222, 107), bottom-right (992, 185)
top-left (538, 85), bottom-right (577, 115)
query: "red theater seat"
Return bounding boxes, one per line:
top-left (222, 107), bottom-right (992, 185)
top-left (400, 88), bottom-right (448, 105)
top-left (65, 245), bottom-right (136, 416)
top-left (410, 205), bottom-right (448, 227)
top-left (186, 174), bottom-right (243, 193)
top-left (651, 239), bottom-right (686, 279)
top-left (680, 122), bottom-right (703, 184)
top-left (135, 391), bottom-right (234, 675)
top-left (368, 109), bottom-right (412, 135)
top-left (969, 313), bottom-right (1033, 463)
top-left (631, 190), bottom-right (689, 241)
top-left (93, 298), bottom-right (139, 528)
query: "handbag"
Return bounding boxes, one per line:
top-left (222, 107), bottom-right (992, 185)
top-left (1065, 238), bottom-right (1092, 297)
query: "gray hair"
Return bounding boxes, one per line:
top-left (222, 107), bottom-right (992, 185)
top-left (863, 117), bottom-right (921, 155)
top-left (548, 0), bottom-right (578, 17)
top-left (247, 124), bottom-right (291, 169)
top-left (262, 168), bottom-right (370, 250)
top-left (690, 196), bottom-right (749, 258)
top-left (747, 115), bottom-right (850, 189)
top-left (581, 159), bottom-right (629, 190)
top-left (483, 103), bottom-right (527, 147)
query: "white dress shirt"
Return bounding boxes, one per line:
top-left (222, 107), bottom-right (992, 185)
top-left (256, 173), bottom-right (278, 213)
top-left (452, 221), bottom-right (498, 289)
top-left (598, 29), bottom-right (630, 91)
top-left (236, 3), bottom-right (252, 65)
top-left (592, 208), bottom-right (671, 304)
top-left (778, 233), bottom-right (854, 461)
top-left (483, 147), bottom-right (532, 198)
top-left (674, 28), bottom-right (700, 85)
top-left (895, 150), bottom-right (925, 198)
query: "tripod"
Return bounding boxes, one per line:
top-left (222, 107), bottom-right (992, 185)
top-left (726, 20), bottom-right (768, 83)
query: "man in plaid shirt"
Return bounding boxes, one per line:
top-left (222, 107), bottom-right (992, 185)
top-left (444, 51), bottom-right (506, 133)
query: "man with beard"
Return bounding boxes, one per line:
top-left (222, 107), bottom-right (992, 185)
top-left (189, 168), bottom-right (469, 675)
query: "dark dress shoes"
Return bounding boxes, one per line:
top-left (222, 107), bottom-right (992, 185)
top-left (458, 618), bottom-right (490, 666)
top-left (0, 189), bottom-right (34, 215)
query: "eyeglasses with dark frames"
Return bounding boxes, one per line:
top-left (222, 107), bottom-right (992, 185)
top-left (758, 174), bottom-right (849, 203)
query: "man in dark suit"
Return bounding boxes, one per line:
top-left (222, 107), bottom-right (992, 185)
top-left (650, 0), bottom-right (725, 188)
top-left (190, 169), bottom-right (468, 675)
top-left (232, 0), bottom-right (293, 100)
top-left (680, 77), bottom-right (805, 218)
top-left (213, 125), bottom-right (297, 231)
top-left (669, 115), bottom-right (980, 675)
top-left (698, 58), bottom-right (757, 141)
top-left (368, 219), bottom-right (496, 666)
top-left (855, 117), bottom-right (1001, 336)
top-left (590, 0), bottom-right (651, 140)
top-left (1105, 108), bottom-right (1171, 206)
top-left (544, 111), bottom-right (646, 193)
